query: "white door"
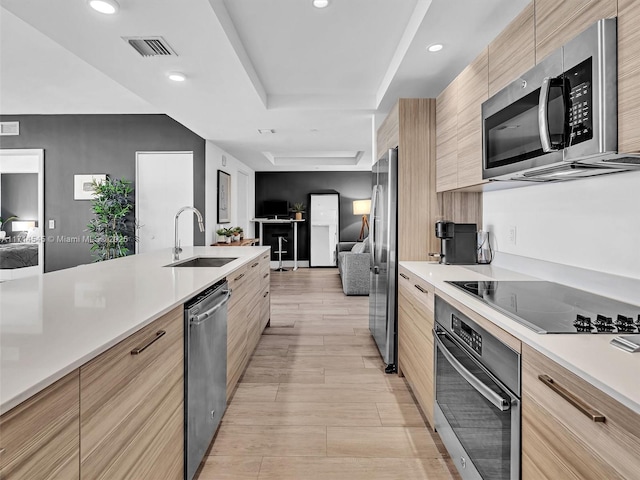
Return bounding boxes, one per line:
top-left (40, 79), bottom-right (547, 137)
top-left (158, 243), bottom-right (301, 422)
top-left (237, 171), bottom-right (249, 234)
top-left (136, 152), bottom-right (194, 254)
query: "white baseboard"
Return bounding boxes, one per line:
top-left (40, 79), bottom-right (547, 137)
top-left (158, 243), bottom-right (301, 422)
top-left (270, 260), bottom-right (310, 269)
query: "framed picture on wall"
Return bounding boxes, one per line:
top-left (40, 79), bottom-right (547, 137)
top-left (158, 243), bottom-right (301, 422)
top-left (217, 170), bottom-right (231, 223)
top-left (74, 174), bottom-right (106, 200)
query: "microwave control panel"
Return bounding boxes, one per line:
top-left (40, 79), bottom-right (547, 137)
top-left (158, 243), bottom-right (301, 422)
top-left (566, 57), bottom-right (593, 145)
top-left (452, 314), bottom-right (482, 355)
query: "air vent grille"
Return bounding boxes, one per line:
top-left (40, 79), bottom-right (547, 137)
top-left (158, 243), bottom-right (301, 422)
top-left (123, 36), bottom-right (177, 57)
top-left (0, 121), bottom-right (19, 136)
top-left (603, 156), bottom-right (640, 165)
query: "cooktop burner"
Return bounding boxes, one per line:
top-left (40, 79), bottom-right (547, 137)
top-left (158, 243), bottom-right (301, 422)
top-left (446, 280), bottom-right (640, 334)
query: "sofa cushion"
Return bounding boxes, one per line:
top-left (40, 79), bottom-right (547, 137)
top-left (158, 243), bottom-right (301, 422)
top-left (351, 242), bottom-right (366, 254)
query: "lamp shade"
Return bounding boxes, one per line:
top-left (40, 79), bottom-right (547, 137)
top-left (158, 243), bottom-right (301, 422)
top-left (352, 199), bottom-right (371, 216)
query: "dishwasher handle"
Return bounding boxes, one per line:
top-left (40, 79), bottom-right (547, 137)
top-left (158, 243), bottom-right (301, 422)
top-left (191, 289), bottom-right (232, 326)
top-left (434, 329), bottom-right (512, 411)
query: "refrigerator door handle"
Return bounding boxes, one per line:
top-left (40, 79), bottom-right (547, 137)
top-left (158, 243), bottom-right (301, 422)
top-left (369, 185), bottom-right (378, 270)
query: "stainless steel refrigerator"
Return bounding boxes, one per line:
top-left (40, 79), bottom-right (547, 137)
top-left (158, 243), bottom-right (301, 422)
top-left (369, 147), bottom-right (398, 373)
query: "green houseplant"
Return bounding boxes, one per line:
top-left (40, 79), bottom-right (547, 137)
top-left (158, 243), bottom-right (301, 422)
top-left (87, 178), bottom-right (135, 261)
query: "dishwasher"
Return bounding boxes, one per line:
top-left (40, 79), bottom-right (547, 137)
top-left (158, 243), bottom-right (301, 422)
top-left (184, 279), bottom-right (231, 480)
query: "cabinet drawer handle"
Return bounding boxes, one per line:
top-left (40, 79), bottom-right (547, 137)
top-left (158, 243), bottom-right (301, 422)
top-left (131, 330), bottom-right (166, 355)
top-left (399, 273), bottom-right (409, 280)
top-left (538, 374), bottom-right (605, 423)
top-left (414, 284), bottom-right (428, 294)
top-left (234, 273), bottom-right (245, 281)
top-left (263, 254), bottom-right (269, 259)
top-left (251, 262), bottom-right (260, 268)
top-left (0, 448), bottom-right (5, 455)
top-left (263, 273), bottom-right (269, 279)
top-left (263, 291), bottom-right (269, 298)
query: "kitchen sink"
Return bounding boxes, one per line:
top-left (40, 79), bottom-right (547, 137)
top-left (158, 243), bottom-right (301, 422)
top-left (166, 257), bottom-right (238, 268)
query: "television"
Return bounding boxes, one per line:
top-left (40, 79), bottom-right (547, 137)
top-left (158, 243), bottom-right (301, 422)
top-left (262, 200), bottom-right (289, 218)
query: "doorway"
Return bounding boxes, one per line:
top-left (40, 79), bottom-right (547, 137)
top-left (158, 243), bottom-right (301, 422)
top-left (136, 151), bottom-right (194, 254)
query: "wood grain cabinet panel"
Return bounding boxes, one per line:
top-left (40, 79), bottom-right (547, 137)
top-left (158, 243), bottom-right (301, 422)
top-left (618, 0), bottom-right (640, 153)
top-left (397, 267), bottom-right (435, 428)
top-left (535, 0), bottom-right (616, 62)
top-left (436, 80), bottom-right (459, 192)
top-left (377, 102), bottom-right (400, 155)
top-left (521, 344), bottom-right (640, 479)
top-left (488, 2), bottom-right (535, 96)
top-left (79, 306), bottom-right (184, 480)
top-left (0, 371), bottom-right (79, 480)
top-left (457, 48), bottom-right (488, 189)
top-left (227, 264), bottom-right (250, 398)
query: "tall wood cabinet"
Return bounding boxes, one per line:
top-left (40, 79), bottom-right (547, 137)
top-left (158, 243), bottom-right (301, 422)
top-left (0, 371), bottom-right (80, 480)
top-left (378, 98), bottom-right (440, 260)
top-left (618, 0), bottom-right (640, 153)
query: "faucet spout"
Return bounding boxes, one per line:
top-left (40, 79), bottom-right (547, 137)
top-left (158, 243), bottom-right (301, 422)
top-left (174, 206), bottom-right (205, 260)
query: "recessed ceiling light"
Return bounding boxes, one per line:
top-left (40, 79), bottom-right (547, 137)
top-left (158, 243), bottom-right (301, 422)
top-left (87, 0), bottom-right (120, 15)
top-left (167, 72), bottom-right (186, 82)
top-left (312, 0), bottom-right (329, 8)
top-left (427, 44), bottom-right (443, 52)
top-left (258, 129), bottom-right (275, 134)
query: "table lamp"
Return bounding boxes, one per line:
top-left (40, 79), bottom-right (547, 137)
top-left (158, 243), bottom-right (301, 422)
top-left (352, 199), bottom-right (371, 241)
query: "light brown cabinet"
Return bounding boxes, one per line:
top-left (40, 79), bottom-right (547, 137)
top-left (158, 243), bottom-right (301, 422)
top-left (377, 98), bottom-right (440, 260)
top-left (79, 306), bottom-right (184, 480)
top-left (521, 344), bottom-right (640, 479)
top-left (227, 252), bottom-right (271, 399)
top-left (0, 371), bottom-right (80, 480)
top-left (534, 0), bottom-right (616, 62)
top-left (397, 266), bottom-right (435, 427)
top-left (488, 2), bottom-right (536, 96)
top-left (618, 0), bottom-right (640, 153)
top-left (436, 49), bottom-right (488, 192)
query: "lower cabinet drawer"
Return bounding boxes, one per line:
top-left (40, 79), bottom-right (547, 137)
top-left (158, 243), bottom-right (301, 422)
top-left (0, 371), bottom-right (80, 480)
top-left (522, 344), bottom-right (640, 480)
top-left (79, 306), bottom-right (184, 480)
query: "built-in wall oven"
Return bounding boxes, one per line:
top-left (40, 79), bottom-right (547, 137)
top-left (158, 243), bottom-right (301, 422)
top-left (434, 296), bottom-right (521, 480)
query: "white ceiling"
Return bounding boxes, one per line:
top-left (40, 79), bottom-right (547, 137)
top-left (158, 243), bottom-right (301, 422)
top-left (0, 0), bottom-right (529, 171)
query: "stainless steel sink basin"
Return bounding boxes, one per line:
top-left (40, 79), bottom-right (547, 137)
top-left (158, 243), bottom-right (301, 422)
top-left (166, 257), bottom-right (238, 268)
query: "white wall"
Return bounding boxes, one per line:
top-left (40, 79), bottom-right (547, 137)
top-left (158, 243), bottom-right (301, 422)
top-left (205, 141), bottom-right (256, 244)
top-left (483, 170), bottom-right (640, 280)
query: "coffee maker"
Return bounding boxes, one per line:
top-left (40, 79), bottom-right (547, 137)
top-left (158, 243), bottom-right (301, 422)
top-left (435, 221), bottom-right (477, 265)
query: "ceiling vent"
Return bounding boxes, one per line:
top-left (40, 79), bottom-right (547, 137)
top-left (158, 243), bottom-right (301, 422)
top-left (123, 36), bottom-right (177, 57)
top-left (0, 121), bottom-right (19, 136)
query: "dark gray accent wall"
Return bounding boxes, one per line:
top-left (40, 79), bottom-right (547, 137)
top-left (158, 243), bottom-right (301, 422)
top-left (0, 114), bottom-right (205, 272)
top-left (1, 173), bottom-right (38, 227)
top-left (255, 171), bottom-right (371, 261)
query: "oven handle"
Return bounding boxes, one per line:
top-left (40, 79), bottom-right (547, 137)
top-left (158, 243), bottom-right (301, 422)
top-left (433, 329), bottom-right (512, 411)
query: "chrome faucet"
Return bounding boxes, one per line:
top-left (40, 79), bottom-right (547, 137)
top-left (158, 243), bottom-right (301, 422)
top-left (174, 206), bottom-right (205, 260)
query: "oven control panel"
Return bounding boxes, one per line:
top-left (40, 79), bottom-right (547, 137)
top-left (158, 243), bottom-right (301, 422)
top-left (452, 314), bottom-right (482, 355)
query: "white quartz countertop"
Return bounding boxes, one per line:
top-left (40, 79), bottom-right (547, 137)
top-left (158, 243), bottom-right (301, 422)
top-left (400, 261), bottom-right (640, 415)
top-left (0, 246), bottom-right (269, 414)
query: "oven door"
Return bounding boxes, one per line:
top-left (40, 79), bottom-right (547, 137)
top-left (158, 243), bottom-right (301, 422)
top-left (433, 325), bottom-right (520, 480)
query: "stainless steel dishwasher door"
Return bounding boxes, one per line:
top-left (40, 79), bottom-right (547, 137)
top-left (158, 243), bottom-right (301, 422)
top-left (185, 280), bottom-right (230, 480)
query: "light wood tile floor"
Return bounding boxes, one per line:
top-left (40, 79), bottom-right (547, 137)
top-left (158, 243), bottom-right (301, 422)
top-left (199, 268), bottom-right (460, 480)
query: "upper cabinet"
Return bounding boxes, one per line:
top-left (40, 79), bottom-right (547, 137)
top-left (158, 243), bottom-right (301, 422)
top-left (618, 0), bottom-right (640, 153)
top-left (535, 0), bottom-right (616, 61)
top-left (488, 2), bottom-right (536, 96)
top-left (436, 49), bottom-right (487, 192)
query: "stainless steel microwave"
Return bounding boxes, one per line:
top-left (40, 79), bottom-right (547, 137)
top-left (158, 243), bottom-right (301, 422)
top-left (482, 17), bottom-right (640, 182)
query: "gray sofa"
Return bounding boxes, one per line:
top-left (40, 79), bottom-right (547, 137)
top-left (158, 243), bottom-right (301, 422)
top-left (336, 241), bottom-right (370, 295)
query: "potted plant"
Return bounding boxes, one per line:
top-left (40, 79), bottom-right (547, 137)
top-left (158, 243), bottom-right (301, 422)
top-left (232, 226), bottom-right (243, 241)
top-left (216, 228), bottom-right (228, 243)
top-left (291, 202), bottom-right (305, 220)
top-left (86, 178), bottom-right (136, 261)
top-left (223, 228), bottom-right (234, 244)
top-left (0, 215), bottom-right (18, 240)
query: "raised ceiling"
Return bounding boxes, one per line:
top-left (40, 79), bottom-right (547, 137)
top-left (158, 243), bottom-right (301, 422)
top-left (0, 0), bottom-right (529, 171)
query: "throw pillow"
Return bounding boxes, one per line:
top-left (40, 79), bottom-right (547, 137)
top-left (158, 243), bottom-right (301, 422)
top-left (351, 242), bottom-right (366, 254)
top-left (362, 237), bottom-right (370, 253)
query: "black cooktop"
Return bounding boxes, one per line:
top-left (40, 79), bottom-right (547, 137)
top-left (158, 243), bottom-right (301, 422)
top-left (447, 281), bottom-right (640, 334)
